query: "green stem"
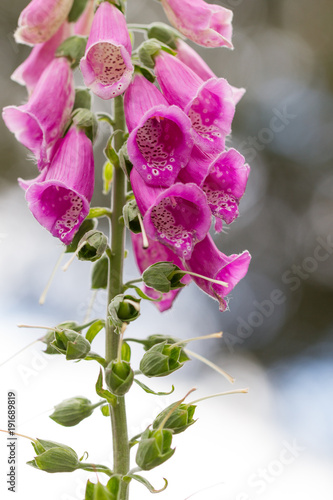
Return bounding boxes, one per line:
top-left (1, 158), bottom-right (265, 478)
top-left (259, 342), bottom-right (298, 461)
top-left (105, 95), bottom-right (130, 500)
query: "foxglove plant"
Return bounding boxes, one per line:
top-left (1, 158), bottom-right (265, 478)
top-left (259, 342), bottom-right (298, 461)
top-left (3, 0), bottom-right (253, 498)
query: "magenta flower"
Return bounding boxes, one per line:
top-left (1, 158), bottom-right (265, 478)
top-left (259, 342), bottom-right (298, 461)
top-left (11, 22), bottom-right (71, 94)
top-left (177, 146), bottom-right (214, 186)
top-left (202, 148), bottom-right (250, 231)
top-left (125, 74), bottom-right (193, 187)
top-left (15, 0), bottom-right (74, 46)
top-left (74, 0), bottom-right (94, 37)
top-left (160, 0), bottom-right (233, 48)
top-left (130, 169), bottom-right (211, 260)
top-left (155, 52), bottom-right (235, 155)
top-left (3, 57), bottom-right (74, 169)
top-left (185, 234), bottom-right (251, 312)
top-left (19, 126), bottom-right (94, 245)
top-left (80, 1), bottom-right (133, 100)
top-left (131, 233), bottom-right (191, 312)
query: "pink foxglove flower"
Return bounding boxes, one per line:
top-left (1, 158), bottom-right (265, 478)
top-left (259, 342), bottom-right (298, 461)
top-left (80, 1), bottom-right (133, 100)
top-left (155, 52), bottom-right (235, 155)
top-left (15, 0), bottom-right (74, 45)
top-left (185, 234), bottom-right (251, 312)
top-left (11, 22), bottom-right (71, 94)
top-left (125, 74), bottom-right (193, 187)
top-left (131, 233), bottom-right (191, 312)
top-left (176, 39), bottom-right (245, 105)
top-left (19, 126), bottom-right (94, 245)
top-left (3, 57), bottom-right (74, 169)
top-left (74, 0), bottom-right (94, 37)
top-left (160, 0), bottom-right (233, 48)
top-left (202, 148), bottom-right (250, 231)
top-left (130, 169), bottom-right (211, 260)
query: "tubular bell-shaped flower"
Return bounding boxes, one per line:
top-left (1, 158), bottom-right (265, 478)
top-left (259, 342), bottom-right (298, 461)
top-left (3, 57), bottom-right (74, 168)
top-left (160, 0), bottom-right (233, 48)
top-left (11, 22), bottom-right (71, 94)
top-left (14, 0), bottom-right (74, 46)
top-left (80, 1), bottom-right (133, 100)
top-left (19, 126), bottom-right (94, 245)
top-left (130, 169), bottom-right (211, 260)
top-left (202, 148), bottom-right (250, 231)
top-left (125, 74), bottom-right (193, 187)
top-left (185, 234), bottom-right (251, 312)
top-left (155, 52), bottom-right (235, 155)
top-left (131, 233), bottom-right (191, 311)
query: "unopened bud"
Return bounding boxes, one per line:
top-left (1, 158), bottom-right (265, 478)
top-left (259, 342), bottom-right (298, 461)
top-left (136, 428), bottom-right (175, 471)
top-left (139, 341), bottom-right (190, 377)
top-left (50, 397), bottom-right (102, 427)
top-left (105, 360), bottom-right (134, 396)
top-left (142, 262), bottom-right (186, 293)
top-left (28, 439), bottom-right (79, 473)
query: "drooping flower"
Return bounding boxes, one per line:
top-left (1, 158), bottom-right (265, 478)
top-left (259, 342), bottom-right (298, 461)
top-left (125, 74), bottom-right (193, 187)
top-left (74, 0), bottom-right (94, 37)
top-left (159, 0), bottom-right (233, 48)
top-left (155, 52), bottom-right (235, 155)
top-left (184, 234), bottom-right (251, 312)
top-left (175, 39), bottom-right (245, 104)
top-left (131, 233), bottom-right (191, 311)
top-left (2, 57), bottom-right (74, 169)
top-left (19, 126), bottom-right (94, 245)
top-left (14, 0), bottom-right (74, 46)
top-left (177, 146), bottom-right (214, 186)
top-left (11, 22), bottom-right (71, 94)
top-left (130, 169), bottom-right (211, 260)
top-left (202, 148), bottom-right (250, 231)
top-left (80, 1), bottom-right (133, 100)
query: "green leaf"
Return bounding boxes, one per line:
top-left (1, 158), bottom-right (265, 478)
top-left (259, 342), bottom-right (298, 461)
top-left (100, 405), bottom-right (110, 417)
top-left (104, 137), bottom-right (119, 164)
top-left (87, 207), bottom-right (112, 219)
top-left (91, 256), bottom-right (108, 290)
top-left (95, 369), bottom-right (116, 406)
top-left (72, 108), bottom-right (98, 142)
top-left (73, 88), bottom-right (91, 111)
top-left (134, 378), bottom-right (174, 396)
top-left (85, 352), bottom-right (107, 368)
top-left (85, 320), bottom-right (105, 343)
top-left (103, 161), bottom-right (113, 195)
top-left (124, 474), bottom-right (168, 493)
top-left (68, 0), bottom-right (89, 23)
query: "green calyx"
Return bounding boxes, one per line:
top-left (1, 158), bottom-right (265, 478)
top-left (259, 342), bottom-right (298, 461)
top-left (28, 439), bottom-right (80, 473)
top-left (147, 22), bottom-right (183, 50)
top-left (51, 329), bottom-right (91, 360)
top-left (72, 108), bottom-right (98, 143)
top-left (108, 294), bottom-right (141, 329)
top-left (135, 428), bottom-right (175, 471)
top-left (50, 397), bottom-right (103, 427)
top-left (56, 35), bottom-right (87, 69)
top-left (105, 360), bottom-right (134, 396)
top-left (152, 403), bottom-right (197, 434)
top-left (142, 261), bottom-right (187, 293)
top-left (123, 199), bottom-right (141, 234)
top-left (77, 230), bottom-right (108, 262)
top-left (139, 341), bottom-right (190, 377)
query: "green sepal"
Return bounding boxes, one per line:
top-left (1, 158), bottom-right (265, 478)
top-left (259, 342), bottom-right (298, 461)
top-left (77, 230), bottom-right (108, 262)
top-left (121, 342), bottom-right (131, 362)
top-left (56, 35), bottom-right (88, 69)
top-left (147, 22), bottom-right (183, 49)
top-left (126, 334), bottom-right (179, 351)
top-left (123, 199), bottom-right (141, 234)
top-left (72, 107), bottom-right (98, 142)
top-left (142, 262), bottom-right (187, 293)
top-left (91, 256), bottom-right (108, 290)
top-left (73, 88), bottom-right (92, 111)
top-left (139, 341), bottom-right (190, 377)
top-left (50, 397), bottom-right (101, 427)
top-left (124, 474), bottom-right (168, 493)
top-left (135, 428), bottom-right (175, 471)
top-left (152, 403), bottom-right (197, 434)
top-left (29, 439), bottom-right (79, 473)
top-left (108, 294), bottom-right (140, 330)
top-left (68, 0), bottom-right (89, 23)
top-left (84, 352), bottom-right (107, 368)
top-left (134, 378), bottom-right (175, 396)
top-left (103, 161), bottom-right (113, 195)
top-left (105, 360), bottom-right (134, 396)
top-left (104, 136), bottom-right (119, 165)
top-left (85, 319), bottom-right (105, 343)
top-left (51, 330), bottom-right (91, 360)
top-left (65, 219), bottom-right (97, 253)
top-left (133, 64), bottom-right (156, 83)
top-left (95, 368), bottom-right (117, 406)
top-left (85, 479), bottom-right (117, 500)
top-left (137, 38), bottom-right (176, 68)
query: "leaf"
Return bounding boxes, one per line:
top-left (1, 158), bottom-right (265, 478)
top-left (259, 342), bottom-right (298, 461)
top-left (87, 207), bottom-right (112, 219)
top-left (124, 474), bottom-right (168, 493)
top-left (56, 36), bottom-right (88, 69)
top-left (68, 0), bottom-right (89, 23)
top-left (100, 405), bottom-right (110, 417)
top-left (91, 256), bottom-right (108, 290)
top-left (95, 369), bottom-right (116, 406)
top-left (134, 379), bottom-right (174, 396)
top-left (103, 161), bottom-right (113, 195)
top-left (85, 320), bottom-right (105, 343)
top-left (85, 352), bottom-right (107, 368)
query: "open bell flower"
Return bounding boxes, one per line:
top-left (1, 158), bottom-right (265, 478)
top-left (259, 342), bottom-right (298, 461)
top-left (3, 57), bottom-right (74, 169)
top-left (155, 52), bottom-right (235, 155)
top-left (131, 232), bottom-right (191, 311)
top-left (80, 1), bottom-right (133, 99)
top-left (184, 234), bottom-right (251, 312)
top-left (19, 126), bottom-right (94, 245)
top-left (160, 0), bottom-right (233, 48)
top-left (11, 22), bottom-right (71, 94)
top-left (130, 169), bottom-right (211, 260)
top-left (14, 0), bottom-right (74, 46)
top-left (125, 74), bottom-right (193, 187)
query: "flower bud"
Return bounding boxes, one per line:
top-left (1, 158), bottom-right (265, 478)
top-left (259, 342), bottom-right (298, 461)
top-left (142, 262), bottom-right (187, 293)
top-left (108, 295), bottom-right (140, 329)
top-left (50, 397), bottom-right (101, 427)
top-left (147, 22), bottom-right (181, 50)
top-left (77, 230), bottom-right (108, 262)
top-left (41, 322), bottom-right (79, 354)
top-left (136, 428), bottom-right (175, 471)
top-left (139, 341), bottom-right (190, 377)
top-left (28, 439), bottom-right (79, 473)
top-left (52, 329), bottom-right (91, 360)
top-left (105, 360), bottom-right (134, 396)
top-left (152, 403), bottom-right (196, 434)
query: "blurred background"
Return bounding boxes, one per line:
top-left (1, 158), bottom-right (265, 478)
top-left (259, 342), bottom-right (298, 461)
top-left (0, 0), bottom-right (333, 499)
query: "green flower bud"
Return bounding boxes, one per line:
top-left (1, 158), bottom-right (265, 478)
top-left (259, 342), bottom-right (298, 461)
top-left (77, 230), bottom-right (108, 262)
top-left (147, 22), bottom-right (182, 50)
top-left (50, 397), bottom-right (102, 427)
top-left (123, 199), bottom-right (141, 234)
top-left (136, 428), bottom-right (175, 471)
top-left (105, 360), bottom-right (134, 396)
top-left (52, 330), bottom-right (91, 360)
top-left (139, 341), bottom-right (190, 377)
top-left (152, 403), bottom-right (197, 434)
top-left (41, 322), bottom-right (79, 355)
top-left (56, 35), bottom-right (87, 69)
top-left (142, 262), bottom-right (186, 293)
top-left (108, 294), bottom-right (140, 329)
top-left (28, 439), bottom-right (79, 473)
